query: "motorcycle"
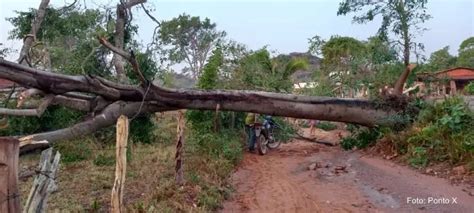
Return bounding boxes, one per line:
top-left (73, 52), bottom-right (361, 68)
top-left (254, 115), bottom-right (281, 155)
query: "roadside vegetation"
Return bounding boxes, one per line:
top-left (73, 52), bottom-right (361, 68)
top-left (1, 0), bottom-right (474, 211)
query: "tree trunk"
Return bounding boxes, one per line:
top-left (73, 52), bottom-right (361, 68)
top-left (18, 0), bottom-right (50, 65)
top-left (393, 2), bottom-right (411, 95)
top-left (0, 58), bottom-right (407, 152)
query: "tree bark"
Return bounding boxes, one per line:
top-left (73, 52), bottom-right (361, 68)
top-left (0, 137), bottom-right (20, 213)
top-left (0, 58), bottom-right (401, 127)
top-left (393, 0), bottom-right (411, 95)
top-left (18, 0), bottom-right (50, 65)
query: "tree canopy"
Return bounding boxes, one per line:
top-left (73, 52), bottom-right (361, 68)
top-left (337, 0), bottom-right (431, 94)
top-left (156, 14), bottom-right (227, 79)
top-left (457, 37), bottom-right (474, 68)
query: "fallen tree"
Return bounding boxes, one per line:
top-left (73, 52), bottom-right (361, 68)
top-left (0, 58), bottom-right (406, 152)
top-left (0, 0), bottom-right (411, 153)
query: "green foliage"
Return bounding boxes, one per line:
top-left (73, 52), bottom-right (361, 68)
top-left (125, 51), bottom-right (160, 84)
top-left (341, 125), bottom-right (384, 150)
top-left (457, 37), bottom-right (474, 68)
top-left (389, 97), bottom-right (474, 167)
top-left (156, 14), bottom-right (226, 78)
top-left (53, 137), bottom-right (93, 164)
top-left (425, 46), bottom-right (457, 72)
top-left (198, 47), bottom-right (224, 89)
top-left (307, 35), bottom-right (398, 98)
top-left (0, 105), bottom-right (84, 136)
top-left (464, 82), bottom-right (474, 95)
top-left (188, 129), bottom-right (243, 166)
top-left (317, 121), bottom-right (337, 131)
top-left (130, 115), bottom-right (156, 144)
top-left (338, 0), bottom-right (431, 70)
top-left (7, 6), bottom-right (111, 76)
top-left (231, 48), bottom-right (308, 92)
top-left (409, 147), bottom-right (428, 168)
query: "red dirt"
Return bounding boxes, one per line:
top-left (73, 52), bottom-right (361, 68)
top-left (221, 130), bottom-right (474, 213)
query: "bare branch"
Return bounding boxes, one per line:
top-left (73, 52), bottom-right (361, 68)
top-left (17, 88), bottom-right (43, 108)
top-left (123, 0), bottom-right (147, 9)
top-left (18, 0), bottom-right (50, 65)
top-left (99, 37), bottom-right (131, 60)
top-left (0, 95), bottom-right (54, 117)
top-left (99, 37), bottom-right (147, 84)
top-left (140, 3), bottom-right (160, 26)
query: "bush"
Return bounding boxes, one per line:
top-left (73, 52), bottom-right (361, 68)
top-left (129, 115), bottom-right (155, 144)
top-left (0, 105), bottom-right (84, 136)
top-left (53, 137), bottom-right (94, 164)
top-left (464, 81), bottom-right (474, 95)
top-left (384, 97), bottom-right (474, 168)
top-left (341, 124), bottom-right (386, 150)
top-left (317, 121), bottom-right (337, 131)
top-left (188, 129), bottom-right (243, 165)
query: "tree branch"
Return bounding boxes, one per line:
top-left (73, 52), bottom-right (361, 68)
top-left (0, 95), bottom-right (54, 117)
top-left (18, 0), bottom-right (50, 65)
top-left (99, 37), bottom-right (147, 84)
top-left (0, 58), bottom-right (403, 127)
top-left (19, 100), bottom-right (173, 153)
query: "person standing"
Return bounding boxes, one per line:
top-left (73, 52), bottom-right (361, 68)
top-left (245, 113), bottom-right (258, 152)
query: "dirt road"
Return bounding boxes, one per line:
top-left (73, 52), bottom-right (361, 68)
top-left (221, 136), bottom-right (474, 212)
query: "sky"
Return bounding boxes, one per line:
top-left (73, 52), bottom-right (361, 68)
top-left (1, 0), bottom-right (473, 62)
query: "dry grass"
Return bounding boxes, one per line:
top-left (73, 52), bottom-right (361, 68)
top-left (18, 112), bottom-right (238, 212)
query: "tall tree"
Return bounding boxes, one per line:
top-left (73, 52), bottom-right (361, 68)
top-left (426, 46), bottom-right (456, 71)
top-left (7, 5), bottom-right (107, 75)
top-left (156, 14), bottom-right (226, 80)
top-left (321, 36), bottom-right (367, 92)
top-left (457, 37), bottom-right (474, 68)
top-left (337, 0), bottom-right (431, 95)
top-left (232, 48), bottom-right (307, 92)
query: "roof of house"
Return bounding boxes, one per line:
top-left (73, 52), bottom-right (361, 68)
top-left (417, 67), bottom-right (474, 80)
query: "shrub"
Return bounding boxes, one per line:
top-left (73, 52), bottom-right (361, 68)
top-left (341, 125), bottom-right (385, 150)
top-left (317, 121), bottom-right (337, 131)
top-left (389, 97), bottom-right (474, 168)
top-left (464, 81), bottom-right (474, 95)
top-left (129, 115), bottom-right (155, 144)
top-left (0, 105), bottom-right (84, 136)
top-left (53, 137), bottom-right (94, 164)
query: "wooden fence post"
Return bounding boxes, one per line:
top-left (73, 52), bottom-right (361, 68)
top-left (24, 147), bottom-right (61, 213)
top-left (0, 137), bottom-right (20, 213)
top-left (111, 115), bottom-right (129, 213)
top-left (175, 111), bottom-right (185, 185)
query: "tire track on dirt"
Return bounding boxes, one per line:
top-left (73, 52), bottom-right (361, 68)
top-left (221, 142), bottom-right (322, 213)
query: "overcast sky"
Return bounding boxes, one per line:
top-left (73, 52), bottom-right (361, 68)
top-left (1, 0), bottom-right (473, 61)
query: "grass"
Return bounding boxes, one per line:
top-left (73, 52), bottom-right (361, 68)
top-left (18, 112), bottom-right (243, 212)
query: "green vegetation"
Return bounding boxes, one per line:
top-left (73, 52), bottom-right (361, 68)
top-left (457, 37), bottom-right (474, 68)
top-left (341, 125), bottom-right (385, 150)
top-left (382, 97), bottom-right (474, 169)
top-left (465, 82), bottom-right (474, 95)
top-left (317, 121), bottom-right (337, 131)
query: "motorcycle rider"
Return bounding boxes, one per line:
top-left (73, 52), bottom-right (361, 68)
top-left (245, 113), bottom-right (258, 152)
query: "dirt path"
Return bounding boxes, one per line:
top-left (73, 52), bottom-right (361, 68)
top-left (221, 134), bottom-right (474, 212)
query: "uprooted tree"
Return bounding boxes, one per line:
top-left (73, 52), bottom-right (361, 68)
top-left (0, 0), bottom-right (414, 153)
